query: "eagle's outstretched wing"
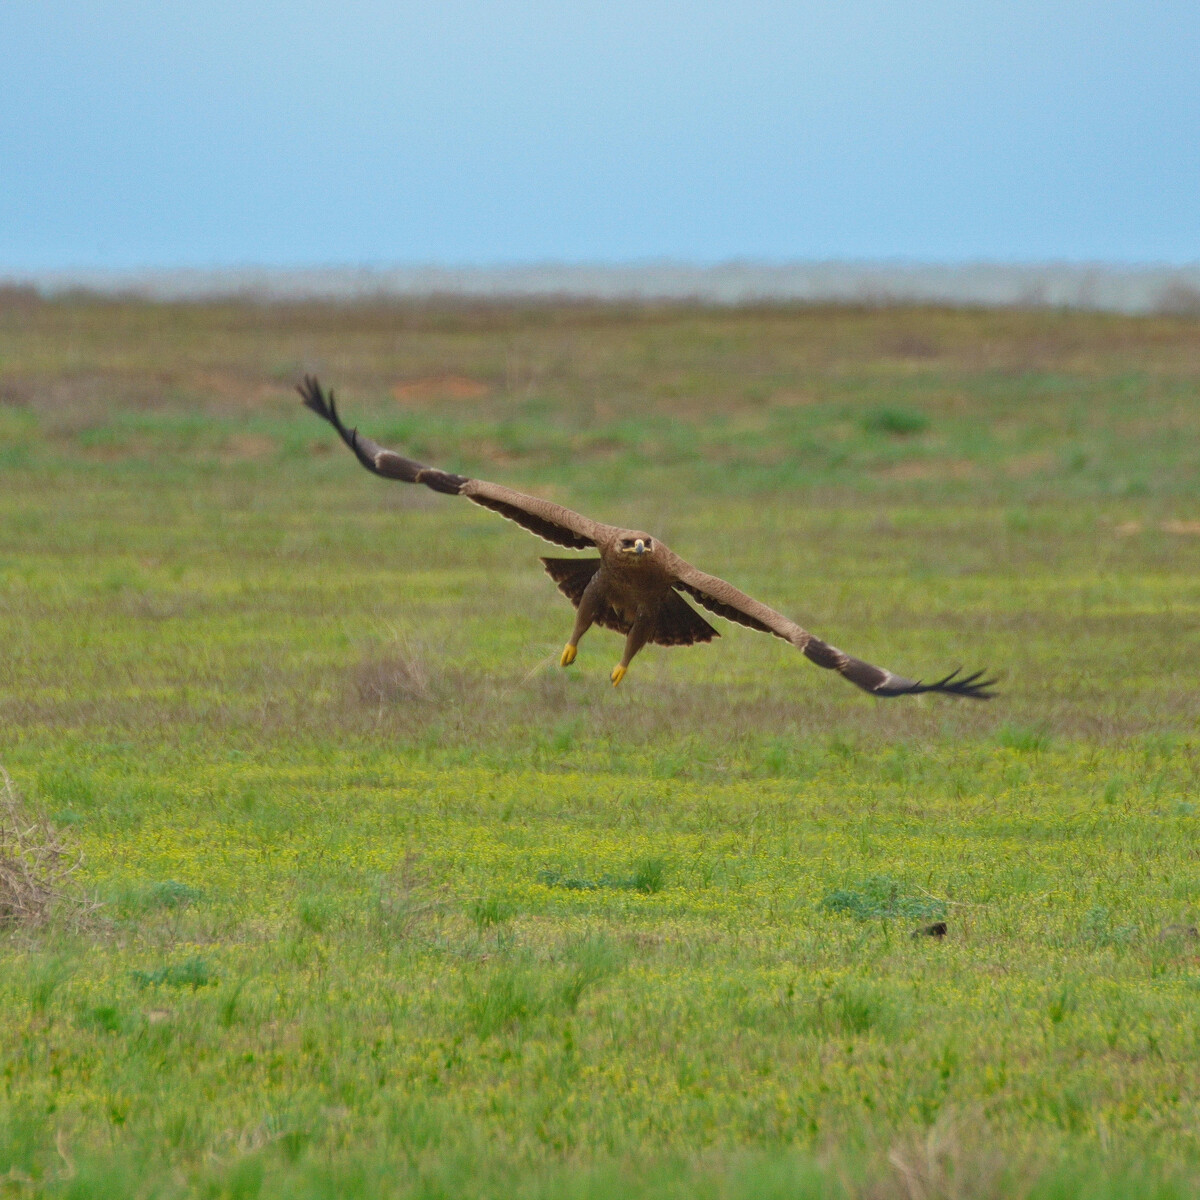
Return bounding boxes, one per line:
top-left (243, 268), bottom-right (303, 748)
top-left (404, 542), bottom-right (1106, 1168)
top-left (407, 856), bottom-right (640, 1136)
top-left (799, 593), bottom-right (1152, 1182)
top-left (299, 376), bottom-right (604, 551)
top-left (666, 555), bottom-right (995, 699)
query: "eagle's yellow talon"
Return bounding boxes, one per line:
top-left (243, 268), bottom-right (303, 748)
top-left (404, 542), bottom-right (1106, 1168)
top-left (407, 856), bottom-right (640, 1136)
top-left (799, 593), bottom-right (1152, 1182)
top-left (560, 644), bottom-right (577, 667)
top-left (611, 664), bottom-right (627, 686)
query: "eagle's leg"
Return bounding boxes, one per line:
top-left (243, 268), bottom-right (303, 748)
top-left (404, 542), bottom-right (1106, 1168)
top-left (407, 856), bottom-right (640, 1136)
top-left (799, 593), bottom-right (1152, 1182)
top-left (561, 584), bottom-right (602, 667)
top-left (611, 617), bottom-right (650, 687)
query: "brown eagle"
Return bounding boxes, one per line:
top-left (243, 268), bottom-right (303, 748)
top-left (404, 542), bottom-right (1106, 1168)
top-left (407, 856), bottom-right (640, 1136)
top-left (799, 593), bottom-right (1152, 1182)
top-left (300, 377), bottom-right (994, 699)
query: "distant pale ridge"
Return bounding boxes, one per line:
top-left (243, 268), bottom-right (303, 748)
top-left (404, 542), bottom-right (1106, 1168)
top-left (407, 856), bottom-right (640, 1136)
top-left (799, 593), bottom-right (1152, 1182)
top-left (9, 260), bottom-right (1200, 314)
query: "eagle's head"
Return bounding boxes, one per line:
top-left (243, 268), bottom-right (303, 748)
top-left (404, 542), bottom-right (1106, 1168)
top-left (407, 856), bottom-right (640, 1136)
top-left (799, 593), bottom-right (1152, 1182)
top-left (615, 531), bottom-right (656, 561)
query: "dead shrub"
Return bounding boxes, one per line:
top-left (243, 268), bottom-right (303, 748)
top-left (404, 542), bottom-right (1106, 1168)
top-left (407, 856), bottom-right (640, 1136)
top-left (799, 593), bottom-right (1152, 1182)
top-left (0, 765), bottom-right (97, 931)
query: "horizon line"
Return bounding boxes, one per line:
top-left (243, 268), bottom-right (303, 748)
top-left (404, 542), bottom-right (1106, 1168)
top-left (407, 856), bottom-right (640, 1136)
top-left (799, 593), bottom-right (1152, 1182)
top-left (5, 259), bottom-right (1200, 315)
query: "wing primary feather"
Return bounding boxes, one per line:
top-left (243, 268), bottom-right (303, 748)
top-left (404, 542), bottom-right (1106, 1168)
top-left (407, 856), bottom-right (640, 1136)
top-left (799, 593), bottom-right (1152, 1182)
top-left (301, 375), bottom-right (599, 547)
top-left (298, 376), bottom-right (371, 470)
top-left (875, 667), bottom-right (997, 700)
top-left (299, 375), bottom-right (468, 490)
top-left (670, 559), bottom-right (996, 701)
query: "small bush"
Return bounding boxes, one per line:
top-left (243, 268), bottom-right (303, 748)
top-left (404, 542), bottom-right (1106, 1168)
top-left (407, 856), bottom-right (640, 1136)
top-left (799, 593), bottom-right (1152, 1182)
top-left (631, 857), bottom-right (667, 895)
top-left (861, 406), bottom-right (930, 436)
top-left (538, 869), bottom-right (602, 892)
top-left (539, 857), bottom-right (669, 896)
top-left (819, 875), bottom-right (946, 923)
top-left (132, 956), bottom-right (218, 991)
top-left (87, 1004), bottom-right (125, 1034)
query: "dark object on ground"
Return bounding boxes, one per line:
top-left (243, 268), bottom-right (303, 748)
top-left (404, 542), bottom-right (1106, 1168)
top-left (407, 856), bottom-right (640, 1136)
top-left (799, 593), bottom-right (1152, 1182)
top-left (913, 922), bottom-right (948, 939)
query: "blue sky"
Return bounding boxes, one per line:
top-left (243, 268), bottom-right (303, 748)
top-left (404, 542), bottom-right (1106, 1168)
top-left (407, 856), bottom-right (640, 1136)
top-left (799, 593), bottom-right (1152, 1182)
top-left (1, 1), bottom-right (1197, 270)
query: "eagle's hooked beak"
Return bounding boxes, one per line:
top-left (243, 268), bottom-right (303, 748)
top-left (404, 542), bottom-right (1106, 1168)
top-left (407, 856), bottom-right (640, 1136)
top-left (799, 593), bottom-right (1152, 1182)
top-left (634, 538), bottom-right (647, 555)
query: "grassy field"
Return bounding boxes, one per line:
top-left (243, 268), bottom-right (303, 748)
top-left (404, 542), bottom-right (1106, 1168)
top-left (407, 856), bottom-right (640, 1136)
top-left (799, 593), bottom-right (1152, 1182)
top-left (1, 294), bottom-right (1200, 1198)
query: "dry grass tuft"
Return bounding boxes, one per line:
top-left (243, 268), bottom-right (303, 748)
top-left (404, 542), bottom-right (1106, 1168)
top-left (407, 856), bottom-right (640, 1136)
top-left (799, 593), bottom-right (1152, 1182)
top-left (0, 765), bottom-right (96, 931)
top-left (353, 647), bottom-right (434, 708)
top-left (879, 1111), bottom-right (1018, 1200)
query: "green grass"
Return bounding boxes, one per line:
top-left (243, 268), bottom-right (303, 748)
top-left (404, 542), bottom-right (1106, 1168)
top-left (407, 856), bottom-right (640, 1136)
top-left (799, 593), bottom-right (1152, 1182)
top-left (2, 296), bottom-right (1200, 1196)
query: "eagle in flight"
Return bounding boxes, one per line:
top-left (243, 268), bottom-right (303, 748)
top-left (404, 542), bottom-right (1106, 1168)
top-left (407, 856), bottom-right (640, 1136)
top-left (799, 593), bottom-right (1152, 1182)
top-left (300, 377), bottom-right (994, 699)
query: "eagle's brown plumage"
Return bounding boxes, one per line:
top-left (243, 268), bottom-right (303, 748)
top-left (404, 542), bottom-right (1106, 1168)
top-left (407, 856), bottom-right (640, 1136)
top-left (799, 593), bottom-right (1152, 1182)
top-left (300, 376), bottom-right (995, 699)
top-left (541, 557), bottom-right (719, 646)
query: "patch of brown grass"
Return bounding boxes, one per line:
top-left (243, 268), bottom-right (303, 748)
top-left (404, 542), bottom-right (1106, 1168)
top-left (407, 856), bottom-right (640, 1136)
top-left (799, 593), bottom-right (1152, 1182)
top-left (878, 331), bottom-right (941, 360)
top-left (219, 433), bottom-right (277, 462)
top-left (392, 374), bottom-right (491, 403)
top-left (876, 459), bottom-right (978, 482)
top-left (1115, 519), bottom-right (1200, 536)
top-left (1003, 451), bottom-right (1057, 479)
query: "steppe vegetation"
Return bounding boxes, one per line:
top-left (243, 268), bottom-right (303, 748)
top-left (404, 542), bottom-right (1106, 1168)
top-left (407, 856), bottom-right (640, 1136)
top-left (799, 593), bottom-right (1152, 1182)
top-left (1, 293), bottom-right (1199, 1196)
